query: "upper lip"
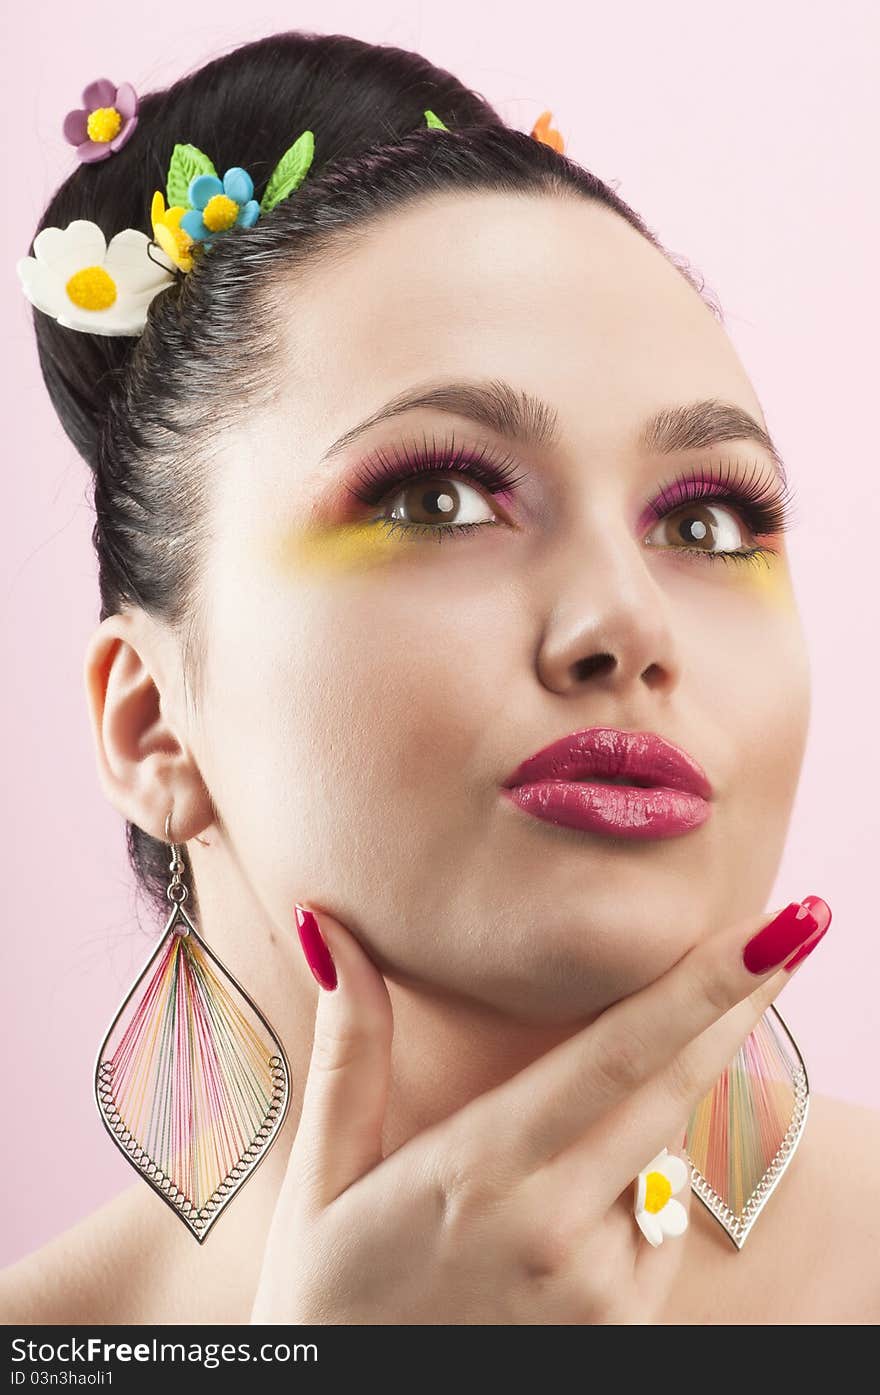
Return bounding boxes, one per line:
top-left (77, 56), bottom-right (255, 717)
top-left (501, 725), bottom-right (713, 800)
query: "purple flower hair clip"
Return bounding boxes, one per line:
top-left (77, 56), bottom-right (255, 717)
top-left (62, 79), bottom-right (139, 164)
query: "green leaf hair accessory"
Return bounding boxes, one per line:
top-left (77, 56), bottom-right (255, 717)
top-left (166, 143), bottom-right (218, 210)
top-left (423, 109), bottom-right (449, 130)
top-left (260, 130), bottom-right (315, 214)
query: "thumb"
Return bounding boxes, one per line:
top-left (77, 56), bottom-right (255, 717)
top-left (286, 903), bottom-right (394, 1208)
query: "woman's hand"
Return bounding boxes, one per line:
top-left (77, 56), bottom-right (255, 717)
top-left (249, 897), bottom-right (829, 1325)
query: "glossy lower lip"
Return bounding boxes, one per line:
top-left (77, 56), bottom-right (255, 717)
top-left (501, 780), bottom-right (712, 839)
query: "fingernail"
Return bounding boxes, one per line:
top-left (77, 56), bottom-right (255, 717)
top-left (294, 903), bottom-right (338, 991)
top-left (782, 895), bottom-right (832, 972)
top-left (742, 899), bottom-right (821, 975)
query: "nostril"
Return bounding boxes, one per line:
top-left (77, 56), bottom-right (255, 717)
top-left (573, 654), bottom-right (616, 681)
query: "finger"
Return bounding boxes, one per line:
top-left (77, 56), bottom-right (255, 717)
top-left (548, 955), bottom-right (805, 1214)
top-left (282, 905), bottom-right (394, 1210)
top-left (631, 1143), bottom-right (693, 1301)
top-left (463, 895), bottom-right (831, 1181)
top-left (548, 1137), bottom-right (690, 1324)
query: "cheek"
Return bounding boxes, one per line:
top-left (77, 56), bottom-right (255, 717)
top-left (689, 558), bottom-right (810, 900)
top-left (675, 551), bottom-right (807, 750)
top-left (290, 567), bottom-right (512, 798)
top-left (251, 521), bottom-right (520, 803)
top-left (715, 558), bottom-right (808, 775)
top-left (205, 540), bottom-right (518, 924)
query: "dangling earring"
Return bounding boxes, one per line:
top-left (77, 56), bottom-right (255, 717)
top-left (94, 812), bottom-right (291, 1243)
top-left (684, 1004), bottom-right (809, 1249)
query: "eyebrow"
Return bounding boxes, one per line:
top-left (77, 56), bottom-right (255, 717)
top-left (319, 377), bottom-right (788, 487)
top-left (640, 399), bottom-right (788, 488)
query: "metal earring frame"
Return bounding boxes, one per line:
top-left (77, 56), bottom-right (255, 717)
top-left (93, 810), bottom-right (292, 1242)
top-left (684, 1002), bottom-right (810, 1249)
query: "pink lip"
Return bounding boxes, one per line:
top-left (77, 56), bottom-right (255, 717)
top-left (500, 725), bottom-right (713, 841)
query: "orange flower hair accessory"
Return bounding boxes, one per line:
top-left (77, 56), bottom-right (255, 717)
top-left (530, 110), bottom-right (565, 153)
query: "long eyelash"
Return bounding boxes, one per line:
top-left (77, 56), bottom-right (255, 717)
top-left (645, 456), bottom-right (799, 537)
top-left (643, 455), bottom-right (799, 568)
top-left (344, 429), bottom-right (528, 508)
top-left (344, 440), bottom-right (799, 566)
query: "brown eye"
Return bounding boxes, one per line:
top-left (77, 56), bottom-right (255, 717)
top-left (645, 501), bottom-right (746, 555)
top-left (386, 475), bottom-right (499, 528)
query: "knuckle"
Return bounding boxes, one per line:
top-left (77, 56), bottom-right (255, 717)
top-left (590, 1021), bottom-right (652, 1095)
top-left (433, 1134), bottom-right (491, 1222)
top-left (663, 1042), bottom-right (702, 1103)
top-left (688, 955), bottom-right (735, 1017)
top-left (430, 1124), bottom-right (519, 1250)
top-left (309, 1023), bottom-right (379, 1078)
top-left (516, 1210), bottom-right (574, 1279)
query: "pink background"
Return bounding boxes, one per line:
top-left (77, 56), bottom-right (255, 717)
top-left (2, 1), bottom-right (878, 1269)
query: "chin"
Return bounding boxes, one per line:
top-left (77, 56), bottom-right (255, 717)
top-left (472, 952), bottom-right (642, 1025)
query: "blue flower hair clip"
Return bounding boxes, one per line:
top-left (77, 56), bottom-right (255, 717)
top-left (17, 107), bottom-right (471, 336)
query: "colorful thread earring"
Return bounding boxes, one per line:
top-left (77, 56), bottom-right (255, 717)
top-left (94, 812), bottom-right (291, 1242)
top-left (684, 1004), bottom-right (810, 1248)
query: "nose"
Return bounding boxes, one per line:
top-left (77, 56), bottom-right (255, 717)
top-left (533, 521), bottom-right (682, 699)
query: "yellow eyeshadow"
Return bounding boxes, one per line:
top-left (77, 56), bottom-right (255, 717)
top-left (274, 520), bottom-right (405, 574)
top-left (741, 550), bottom-right (794, 606)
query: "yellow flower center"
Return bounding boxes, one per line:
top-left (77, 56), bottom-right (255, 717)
top-left (202, 194), bottom-right (239, 233)
top-left (65, 266), bottom-right (117, 311)
top-left (644, 1171), bottom-right (673, 1214)
top-left (87, 107), bottom-right (122, 143)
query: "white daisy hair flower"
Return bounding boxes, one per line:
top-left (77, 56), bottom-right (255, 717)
top-left (17, 219), bottom-right (176, 337)
top-left (633, 1146), bottom-right (690, 1247)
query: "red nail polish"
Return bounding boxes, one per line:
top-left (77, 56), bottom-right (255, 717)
top-left (742, 900), bottom-right (820, 975)
top-left (294, 904), bottom-right (338, 991)
top-left (782, 895), bottom-right (832, 972)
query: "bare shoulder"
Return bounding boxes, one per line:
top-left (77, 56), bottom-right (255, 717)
top-left (0, 1175), bottom-right (271, 1325)
top-left (0, 1188), bottom-right (228, 1328)
top-left (802, 1090), bottom-right (880, 1177)
top-left (749, 1092), bottom-right (880, 1321)
top-left (793, 1092), bottom-right (880, 1287)
top-left (669, 1092), bottom-right (880, 1324)
top-left (768, 1092), bottom-right (880, 1321)
top-left (0, 1185), bottom-right (160, 1324)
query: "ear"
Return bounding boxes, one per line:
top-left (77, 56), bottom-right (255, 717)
top-left (82, 609), bottom-right (213, 843)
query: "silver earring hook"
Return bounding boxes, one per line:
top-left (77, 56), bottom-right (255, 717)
top-left (164, 810), bottom-right (211, 848)
top-left (165, 810), bottom-right (188, 905)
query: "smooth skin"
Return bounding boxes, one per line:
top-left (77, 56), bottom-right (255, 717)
top-left (2, 191), bottom-right (879, 1323)
top-left (249, 903), bottom-right (824, 1324)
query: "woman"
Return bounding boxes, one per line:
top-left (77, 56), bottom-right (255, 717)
top-left (3, 30), bottom-right (878, 1325)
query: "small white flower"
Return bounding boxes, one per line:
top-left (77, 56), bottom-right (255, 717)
top-left (17, 219), bottom-right (175, 337)
top-left (633, 1147), bottom-right (690, 1247)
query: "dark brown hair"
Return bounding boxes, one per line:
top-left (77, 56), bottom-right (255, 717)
top-left (26, 30), bottom-right (718, 924)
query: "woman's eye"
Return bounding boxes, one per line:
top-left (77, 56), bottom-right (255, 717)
top-left (384, 475), bottom-right (499, 529)
top-left (644, 501), bottom-right (747, 555)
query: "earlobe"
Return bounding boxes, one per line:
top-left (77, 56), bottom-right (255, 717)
top-left (81, 611), bottom-right (212, 842)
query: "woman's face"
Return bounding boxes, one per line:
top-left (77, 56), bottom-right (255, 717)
top-left (191, 190), bottom-right (810, 1021)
